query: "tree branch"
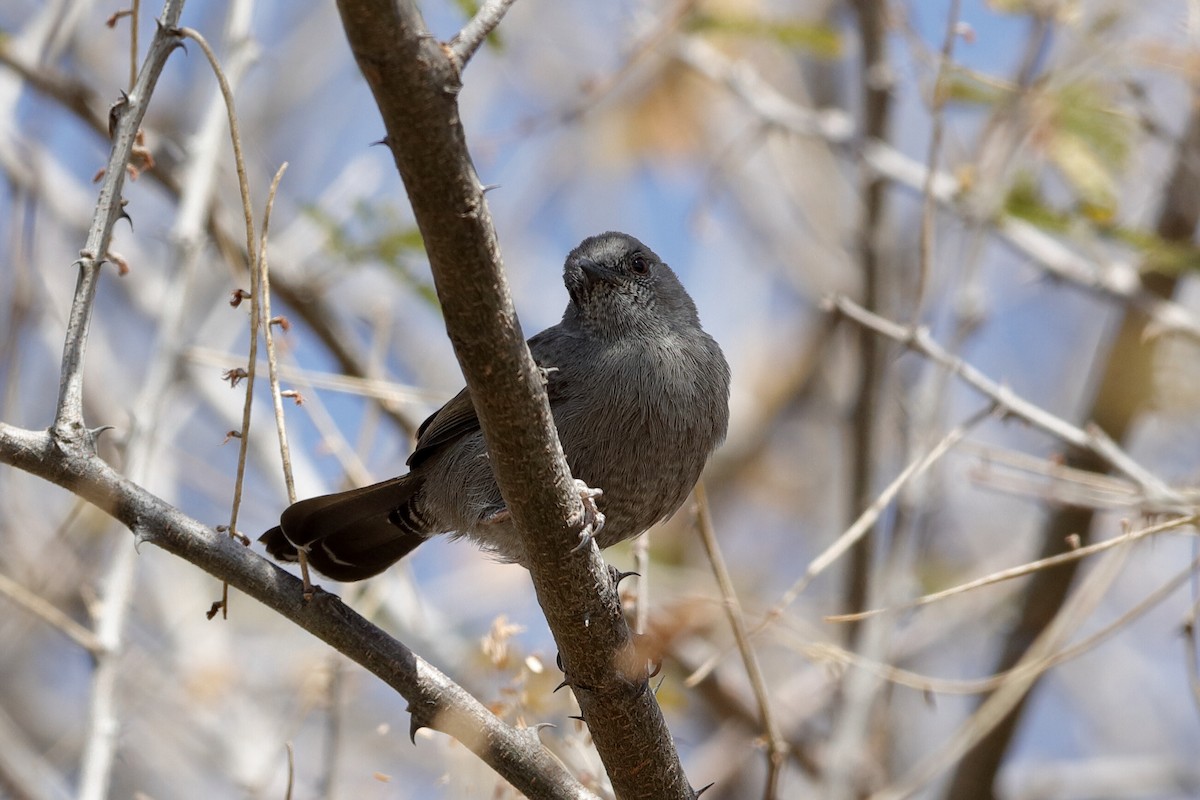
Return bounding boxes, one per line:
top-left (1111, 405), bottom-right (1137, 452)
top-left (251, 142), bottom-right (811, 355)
top-left (674, 36), bottom-right (1200, 343)
top-left (824, 294), bottom-right (1188, 510)
top-left (449, 0), bottom-right (519, 67)
top-left (0, 422), bottom-right (595, 800)
top-left (53, 0), bottom-right (186, 436)
top-left (335, 0), bottom-right (697, 796)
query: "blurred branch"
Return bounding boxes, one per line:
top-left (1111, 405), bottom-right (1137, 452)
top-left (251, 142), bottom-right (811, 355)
top-left (77, 523), bottom-right (136, 800)
top-left (0, 422), bottom-right (595, 800)
top-left (449, 0), bottom-right (519, 66)
top-left (827, 514), bottom-right (1197, 624)
top-left (841, 0), bottom-right (894, 635)
top-left (783, 546), bottom-right (1200, 698)
top-left (693, 483), bottom-right (785, 800)
top-left (825, 294), bottom-right (1188, 507)
top-left (0, 34), bottom-right (423, 439)
top-left (945, 80), bottom-right (1200, 800)
top-left (28, 4), bottom-right (189, 798)
top-left (915, 0), bottom-right (962, 318)
top-left (0, 702), bottom-right (73, 800)
top-left (335, 0), bottom-right (698, 796)
top-left (772, 404), bottom-right (991, 619)
top-left (875, 544), bottom-right (1139, 800)
top-left (674, 36), bottom-right (1200, 343)
top-left (0, 570), bottom-right (101, 654)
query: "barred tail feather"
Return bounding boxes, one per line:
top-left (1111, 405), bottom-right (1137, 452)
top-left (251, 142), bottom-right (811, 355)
top-left (259, 475), bottom-right (431, 582)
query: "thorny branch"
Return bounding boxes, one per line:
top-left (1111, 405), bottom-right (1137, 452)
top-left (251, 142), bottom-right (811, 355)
top-left (0, 423), bottom-right (595, 800)
top-left (53, 0), bottom-right (187, 436)
top-left (335, 0), bottom-right (699, 796)
top-left (449, 0), bottom-right (519, 67)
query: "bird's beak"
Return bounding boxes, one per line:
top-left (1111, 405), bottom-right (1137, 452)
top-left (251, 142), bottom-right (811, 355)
top-left (577, 257), bottom-right (617, 286)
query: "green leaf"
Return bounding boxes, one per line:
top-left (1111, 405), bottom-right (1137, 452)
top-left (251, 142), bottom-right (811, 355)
top-left (688, 13), bottom-right (842, 58)
top-left (940, 68), bottom-right (1011, 107)
top-left (1002, 174), bottom-right (1071, 233)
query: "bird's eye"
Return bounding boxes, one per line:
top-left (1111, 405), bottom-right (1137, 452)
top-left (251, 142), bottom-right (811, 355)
top-left (629, 254), bottom-right (650, 275)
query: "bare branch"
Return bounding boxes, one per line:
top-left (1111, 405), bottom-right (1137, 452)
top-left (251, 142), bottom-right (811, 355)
top-left (915, 0), bottom-right (962, 319)
top-left (0, 422), bottom-right (597, 800)
top-left (824, 294), bottom-right (1188, 508)
top-left (448, 0), bottom-right (519, 67)
top-left (826, 514), bottom-right (1197, 624)
top-left (335, 0), bottom-right (697, 795)
top-left (693, 483), bottom-right (786, 800)
top-left (53, 0), bottom-right (186, 436)
top-left (0, 570), bottom-right (101, 653)
top-left (0, 34), bottom-right (424, 439)
top-left (674, 36), bottom-right (1200, 343)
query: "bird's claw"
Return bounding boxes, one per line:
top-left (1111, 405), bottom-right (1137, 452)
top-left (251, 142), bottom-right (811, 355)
top-left (570, 479), bottom-right (605, 553)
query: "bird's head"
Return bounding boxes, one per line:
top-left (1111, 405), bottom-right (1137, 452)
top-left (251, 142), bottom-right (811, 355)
top-left (562, 231), bottom-right (698, 340)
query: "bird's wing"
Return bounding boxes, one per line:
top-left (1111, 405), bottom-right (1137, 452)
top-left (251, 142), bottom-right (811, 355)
top-left (406, 329), bottom-right (569, 469)
top-left (406, 385), bottom-right (478, 468)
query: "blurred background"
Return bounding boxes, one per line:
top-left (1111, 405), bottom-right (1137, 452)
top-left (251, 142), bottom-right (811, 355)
top-left (2, 0), bottom-right (1200, 798)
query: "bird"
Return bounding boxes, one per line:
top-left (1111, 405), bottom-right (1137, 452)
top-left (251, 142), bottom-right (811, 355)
top-left (260, 231), bottom-right (731, 581)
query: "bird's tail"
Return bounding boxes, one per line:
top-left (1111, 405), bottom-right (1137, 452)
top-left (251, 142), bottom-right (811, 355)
top-left (259, 475), bottom-right (431, 582)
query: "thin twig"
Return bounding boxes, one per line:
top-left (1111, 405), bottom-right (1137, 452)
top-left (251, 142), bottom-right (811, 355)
top-left (870, 548), bottom-right (1190, 800)
top-left (782, 550), bottom-right (1200, 697)
top-left (258, 161), bottom-right (313, 592)
top-left (185, 346), bottom-right (440, 405)
top-left (0, 570), bottom-right (102, 653)
top-left (914, 0), bottom-right (961, 319)
top-left (826, 514), bottom-right (1197, 623)
top-left (767, 407), bottom-right (989, 620)
top-left (825, 294), bottom-right (1189, 507)
top-left (178, 26), bottom-right (261, 617)
top-left (685, 405), bottom-right (989, 687)
top-left (632, 533), bottom-right (649, 635)
top-left (285, 741), bottom-right (295, 800)
top-left (53, 0), bottom-right (185, 435)
top-left (870, 533), bottom-right (1132, 800)
top-left (448, 0), bottom-right (519, 67)
top-left (673, 35), bottom-right (1200, 343)
top-left (693, 483), bottom-right (786, 800)
top-left (962, 441), bottom-right (1154, 511)
top-left (129, 0), bottom-right (140, 91)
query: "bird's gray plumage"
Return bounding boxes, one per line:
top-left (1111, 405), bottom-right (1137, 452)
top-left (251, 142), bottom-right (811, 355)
top-left (261, 231), bottom-right (731, 580)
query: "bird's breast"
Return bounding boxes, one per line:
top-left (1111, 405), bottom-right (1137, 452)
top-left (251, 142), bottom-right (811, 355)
top-left (551, 336), bottom-right (727, 544)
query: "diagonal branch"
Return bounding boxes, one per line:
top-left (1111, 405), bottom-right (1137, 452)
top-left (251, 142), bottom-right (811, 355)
top-left (53, 0), bottom-right (186, 436)
top-left (335, 0), bottom-right (697, 796)
top-left (674, 36), bottom-right (1200, 343)
top-left (449, 0), bottom-right (519, 67)
top-left (0, 421), bottom-right (595, 800)
top-left (824, 294), bottom-right (1187, 509)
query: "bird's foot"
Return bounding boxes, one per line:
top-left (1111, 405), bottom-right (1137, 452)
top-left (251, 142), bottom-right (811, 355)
top-left (570, 480), bottom-right (605, 553)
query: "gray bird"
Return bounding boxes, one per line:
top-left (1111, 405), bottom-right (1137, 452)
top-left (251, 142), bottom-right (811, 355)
top-left (260, 231), bottom-right (730, 580)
